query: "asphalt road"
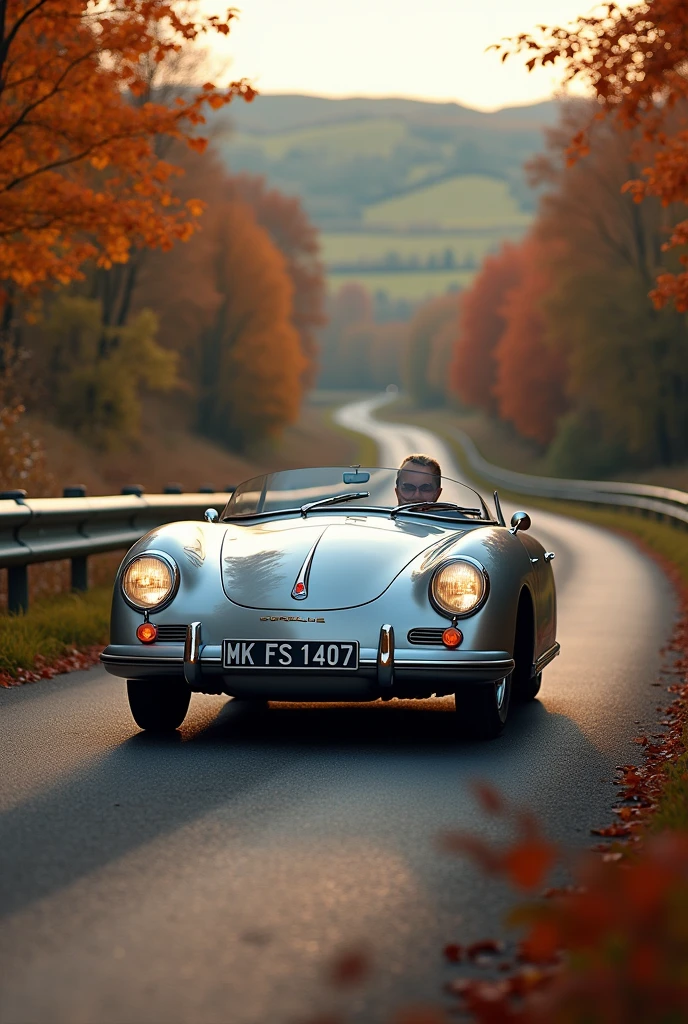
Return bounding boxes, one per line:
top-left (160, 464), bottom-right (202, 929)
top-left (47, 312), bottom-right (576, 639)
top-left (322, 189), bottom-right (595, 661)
top-left (0, 395), bottom-right (677, 1024)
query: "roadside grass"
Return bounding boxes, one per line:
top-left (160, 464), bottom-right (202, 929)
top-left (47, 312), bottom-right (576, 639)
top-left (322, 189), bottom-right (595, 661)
top-left (0, 587), bottom-right (111, 678)
top-left (651, 724), bottom-right (688, 833)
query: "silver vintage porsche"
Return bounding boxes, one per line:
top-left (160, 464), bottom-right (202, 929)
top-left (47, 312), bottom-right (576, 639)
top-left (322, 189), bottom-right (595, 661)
top-left (101, 465), bottom-right (559, 739)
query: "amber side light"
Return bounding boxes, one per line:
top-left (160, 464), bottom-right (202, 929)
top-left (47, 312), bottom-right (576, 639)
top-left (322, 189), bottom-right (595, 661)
top-left (136, 622), bottom-right (158, 644)
top-left (442, 627), bottom-right (463, 648)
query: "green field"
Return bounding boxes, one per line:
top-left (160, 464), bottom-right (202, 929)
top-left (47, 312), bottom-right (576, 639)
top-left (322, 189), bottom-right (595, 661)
top-left (218, 97), bottom-right (547, 303)
top-left (328, 269), bottom-right (475, 299)
top-left (321, 229), bottom-right (524, 266)
top-left (219, 101), bottom-right (547, 231)
top-left (363, 175), bottom-right (531, 229)
top-left (230, 118), bottom-right (408, 162)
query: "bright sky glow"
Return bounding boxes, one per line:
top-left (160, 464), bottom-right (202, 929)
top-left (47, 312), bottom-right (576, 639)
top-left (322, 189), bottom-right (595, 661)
top-left (201, 0), bottom-right (627, 111)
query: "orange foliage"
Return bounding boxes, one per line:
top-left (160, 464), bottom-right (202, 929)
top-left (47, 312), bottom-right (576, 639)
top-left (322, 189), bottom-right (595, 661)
top-left (493, 241), bottom-right (568, 447)
top-left (0, 0), bottom-right (255, 295)
top-left (498, 0), bottom-right (688, 310)
top-left (200, 201), bottom-right (306, 448)
top-left (406, 292), bottom-right (459, 406)
top-left (451, 243), bottom-right (521, 415)
top-left (137, 148), bottom-right (306, 449)
top-left (444, 785), bottom-right (688, 1023)
top-left (228, 175), bottom-right (326, 387)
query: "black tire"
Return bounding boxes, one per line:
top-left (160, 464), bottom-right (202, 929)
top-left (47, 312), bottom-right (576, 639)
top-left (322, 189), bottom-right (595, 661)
top-left (514, 670), bottom-right (542, 702)
top-left (455, 674), bottom-right (512, 740)
top-left (127, 678), bottom-right (191, 732)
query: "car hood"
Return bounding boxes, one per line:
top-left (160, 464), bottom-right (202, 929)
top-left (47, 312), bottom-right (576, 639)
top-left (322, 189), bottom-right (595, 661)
top-left (221, 515), bottom-right (465, 610)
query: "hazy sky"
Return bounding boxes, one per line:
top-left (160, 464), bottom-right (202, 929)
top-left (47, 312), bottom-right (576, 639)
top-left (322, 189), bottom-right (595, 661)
top-left (203, 0), bottom-right (615, 111)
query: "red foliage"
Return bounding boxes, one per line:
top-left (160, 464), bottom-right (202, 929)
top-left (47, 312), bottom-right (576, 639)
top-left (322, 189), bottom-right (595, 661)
top-left (450, 242), bottom-right (522, 415)
top-left (493, 240), bottom-right (568, 446)
top-left (0, 645), bottom-right (102, 687)
top-left (228, 175), bottom-right (326, 387)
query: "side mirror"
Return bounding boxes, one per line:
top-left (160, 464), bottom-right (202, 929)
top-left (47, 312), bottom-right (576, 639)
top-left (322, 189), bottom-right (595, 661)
top-left (204, 508), bottom-right (219, 523)
top-left (509, 511), bottom-right (531, 535)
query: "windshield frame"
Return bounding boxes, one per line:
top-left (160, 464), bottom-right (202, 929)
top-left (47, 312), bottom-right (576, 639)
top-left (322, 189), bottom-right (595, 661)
top-left (220, 466), bottom-right (497, 525)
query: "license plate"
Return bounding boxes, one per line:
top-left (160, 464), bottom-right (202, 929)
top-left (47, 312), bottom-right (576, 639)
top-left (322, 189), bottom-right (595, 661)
top-left (222, 639), bottom-right (359, 670)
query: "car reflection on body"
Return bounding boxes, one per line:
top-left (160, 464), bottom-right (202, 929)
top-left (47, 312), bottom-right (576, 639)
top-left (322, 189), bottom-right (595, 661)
top-left (101, 466), bottom-right (559, 739)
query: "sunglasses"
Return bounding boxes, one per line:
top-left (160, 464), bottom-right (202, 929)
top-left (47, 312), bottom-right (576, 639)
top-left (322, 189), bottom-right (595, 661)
top-left (398, 481), bottom-right (438, 497)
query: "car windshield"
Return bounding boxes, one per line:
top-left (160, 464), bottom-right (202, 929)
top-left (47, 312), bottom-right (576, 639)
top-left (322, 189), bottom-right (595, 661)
top-left (221, 467), bottom-right (493, 521)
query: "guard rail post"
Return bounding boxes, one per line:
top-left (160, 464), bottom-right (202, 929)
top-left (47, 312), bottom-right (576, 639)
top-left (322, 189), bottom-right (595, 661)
top-left (8, 565), bottom-right (28, 614)
top-left (64, 485), bottom-right (88, 592)
top-left (0, 490), bottom-right (29, 614)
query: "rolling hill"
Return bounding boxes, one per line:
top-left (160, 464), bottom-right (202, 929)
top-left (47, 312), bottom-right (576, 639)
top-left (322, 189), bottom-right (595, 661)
top-left (212, 94), bottom-right (559, 300)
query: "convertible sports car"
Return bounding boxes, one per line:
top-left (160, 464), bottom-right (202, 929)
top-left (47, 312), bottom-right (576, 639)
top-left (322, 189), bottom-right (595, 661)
top-left (101, 466), bottom-right (559, 739)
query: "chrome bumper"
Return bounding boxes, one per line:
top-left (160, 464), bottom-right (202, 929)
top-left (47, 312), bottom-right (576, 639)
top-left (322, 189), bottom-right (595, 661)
top-left (100, 621), bottom-right (516, 697)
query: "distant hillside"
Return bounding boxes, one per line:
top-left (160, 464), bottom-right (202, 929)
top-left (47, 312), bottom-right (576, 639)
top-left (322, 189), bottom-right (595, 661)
top-left (212, 93), bottom-right (559, 302)
top-left (221, 94), bottom-right (559, 135)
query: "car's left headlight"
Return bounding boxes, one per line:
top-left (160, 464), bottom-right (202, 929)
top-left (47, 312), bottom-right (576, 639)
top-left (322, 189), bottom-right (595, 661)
top-left (431, 558), bottom-right (488, 617)
top-left (121, 553), bottom-right (179, 611)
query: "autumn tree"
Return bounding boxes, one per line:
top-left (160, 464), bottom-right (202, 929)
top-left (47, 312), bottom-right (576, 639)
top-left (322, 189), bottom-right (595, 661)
top-left (405, 292), bottom-right (460, 407)
top-left (367, 321), bottom-right (408, 390)
top-left (0, 0), bottom-right (254, 305)
top-left (228, 175), bottom-right (326, 387)
top-left (0, 344), bottom-right (52, 493)
top-left (498, 0), bottom-right (688, 309)
top-left (196, 202), bottom-right (306, 448)
top-left (493, 240), bottom-right (568, 447)
top-left (134, 142), bottom-right (306, 451)
top-left (531, 106), bottom-right (688, 472)
top-left (317, 284), bottom-right (375, 388)
top-left (426, 307), bottom-right (461, 405)
top-left (450, 243), bottom-right (522, 414)
top-left (35, 295), bottom-right (176, 449)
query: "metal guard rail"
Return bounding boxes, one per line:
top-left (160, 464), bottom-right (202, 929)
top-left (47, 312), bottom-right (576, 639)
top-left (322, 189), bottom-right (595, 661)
top-left (452, 429), bottom-right (688, 529)
top-left (2, 438), bottom-right (687, 614)
top-left (0, 493), bottom-right (232, 613)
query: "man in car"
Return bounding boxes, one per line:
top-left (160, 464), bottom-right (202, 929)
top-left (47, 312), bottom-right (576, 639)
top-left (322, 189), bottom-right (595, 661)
top-left (395, 454), bottom-right (442, 505)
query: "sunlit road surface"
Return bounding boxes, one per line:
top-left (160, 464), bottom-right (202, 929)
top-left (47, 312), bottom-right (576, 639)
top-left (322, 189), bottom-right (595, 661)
top-left (0, 395), bottom-right (677, 1024)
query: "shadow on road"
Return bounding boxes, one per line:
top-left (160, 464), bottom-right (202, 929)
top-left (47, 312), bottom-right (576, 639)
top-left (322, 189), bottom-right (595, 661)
top-left (0, 694), bottom-right (615, 923)
top-left (192, 694), bottom-right (533, 750)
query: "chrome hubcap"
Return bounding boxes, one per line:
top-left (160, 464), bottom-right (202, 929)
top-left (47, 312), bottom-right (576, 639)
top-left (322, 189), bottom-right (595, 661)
top-left (495, 678), bottom-right (507, 710)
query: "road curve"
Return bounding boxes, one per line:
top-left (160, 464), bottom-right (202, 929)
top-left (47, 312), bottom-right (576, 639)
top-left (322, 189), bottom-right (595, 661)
top-left (0, 395), bottom-right (677, 1024)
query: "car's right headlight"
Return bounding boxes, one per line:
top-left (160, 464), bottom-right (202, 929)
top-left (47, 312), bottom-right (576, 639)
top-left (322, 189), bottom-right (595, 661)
top-left (121, 553), bottom-right (178, 611)
top-left (431, 558), bottom-right (488, 617)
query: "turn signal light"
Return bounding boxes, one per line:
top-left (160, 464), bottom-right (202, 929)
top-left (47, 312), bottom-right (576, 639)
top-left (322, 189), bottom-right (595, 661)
top-left (136, 622), bottom-right (158, 644)
top-left (442, 627), bottom-right (463, 648)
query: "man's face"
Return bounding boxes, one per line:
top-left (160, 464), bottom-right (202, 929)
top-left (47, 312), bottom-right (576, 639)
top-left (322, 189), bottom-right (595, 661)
top-left (395, 464), bottom-right (442, 505)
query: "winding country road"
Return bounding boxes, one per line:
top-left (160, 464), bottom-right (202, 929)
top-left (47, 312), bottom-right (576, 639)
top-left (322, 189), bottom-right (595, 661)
top-left (0, 395), bottom-right (677, 1024)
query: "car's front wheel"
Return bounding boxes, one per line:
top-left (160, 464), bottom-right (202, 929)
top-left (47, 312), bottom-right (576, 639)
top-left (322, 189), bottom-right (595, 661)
top-left (454, 674), bottom-right (512, 740)
top-left (514, 670), bottom-right (542, 702)
top-left (127, 678), bottom-right (191, 732)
